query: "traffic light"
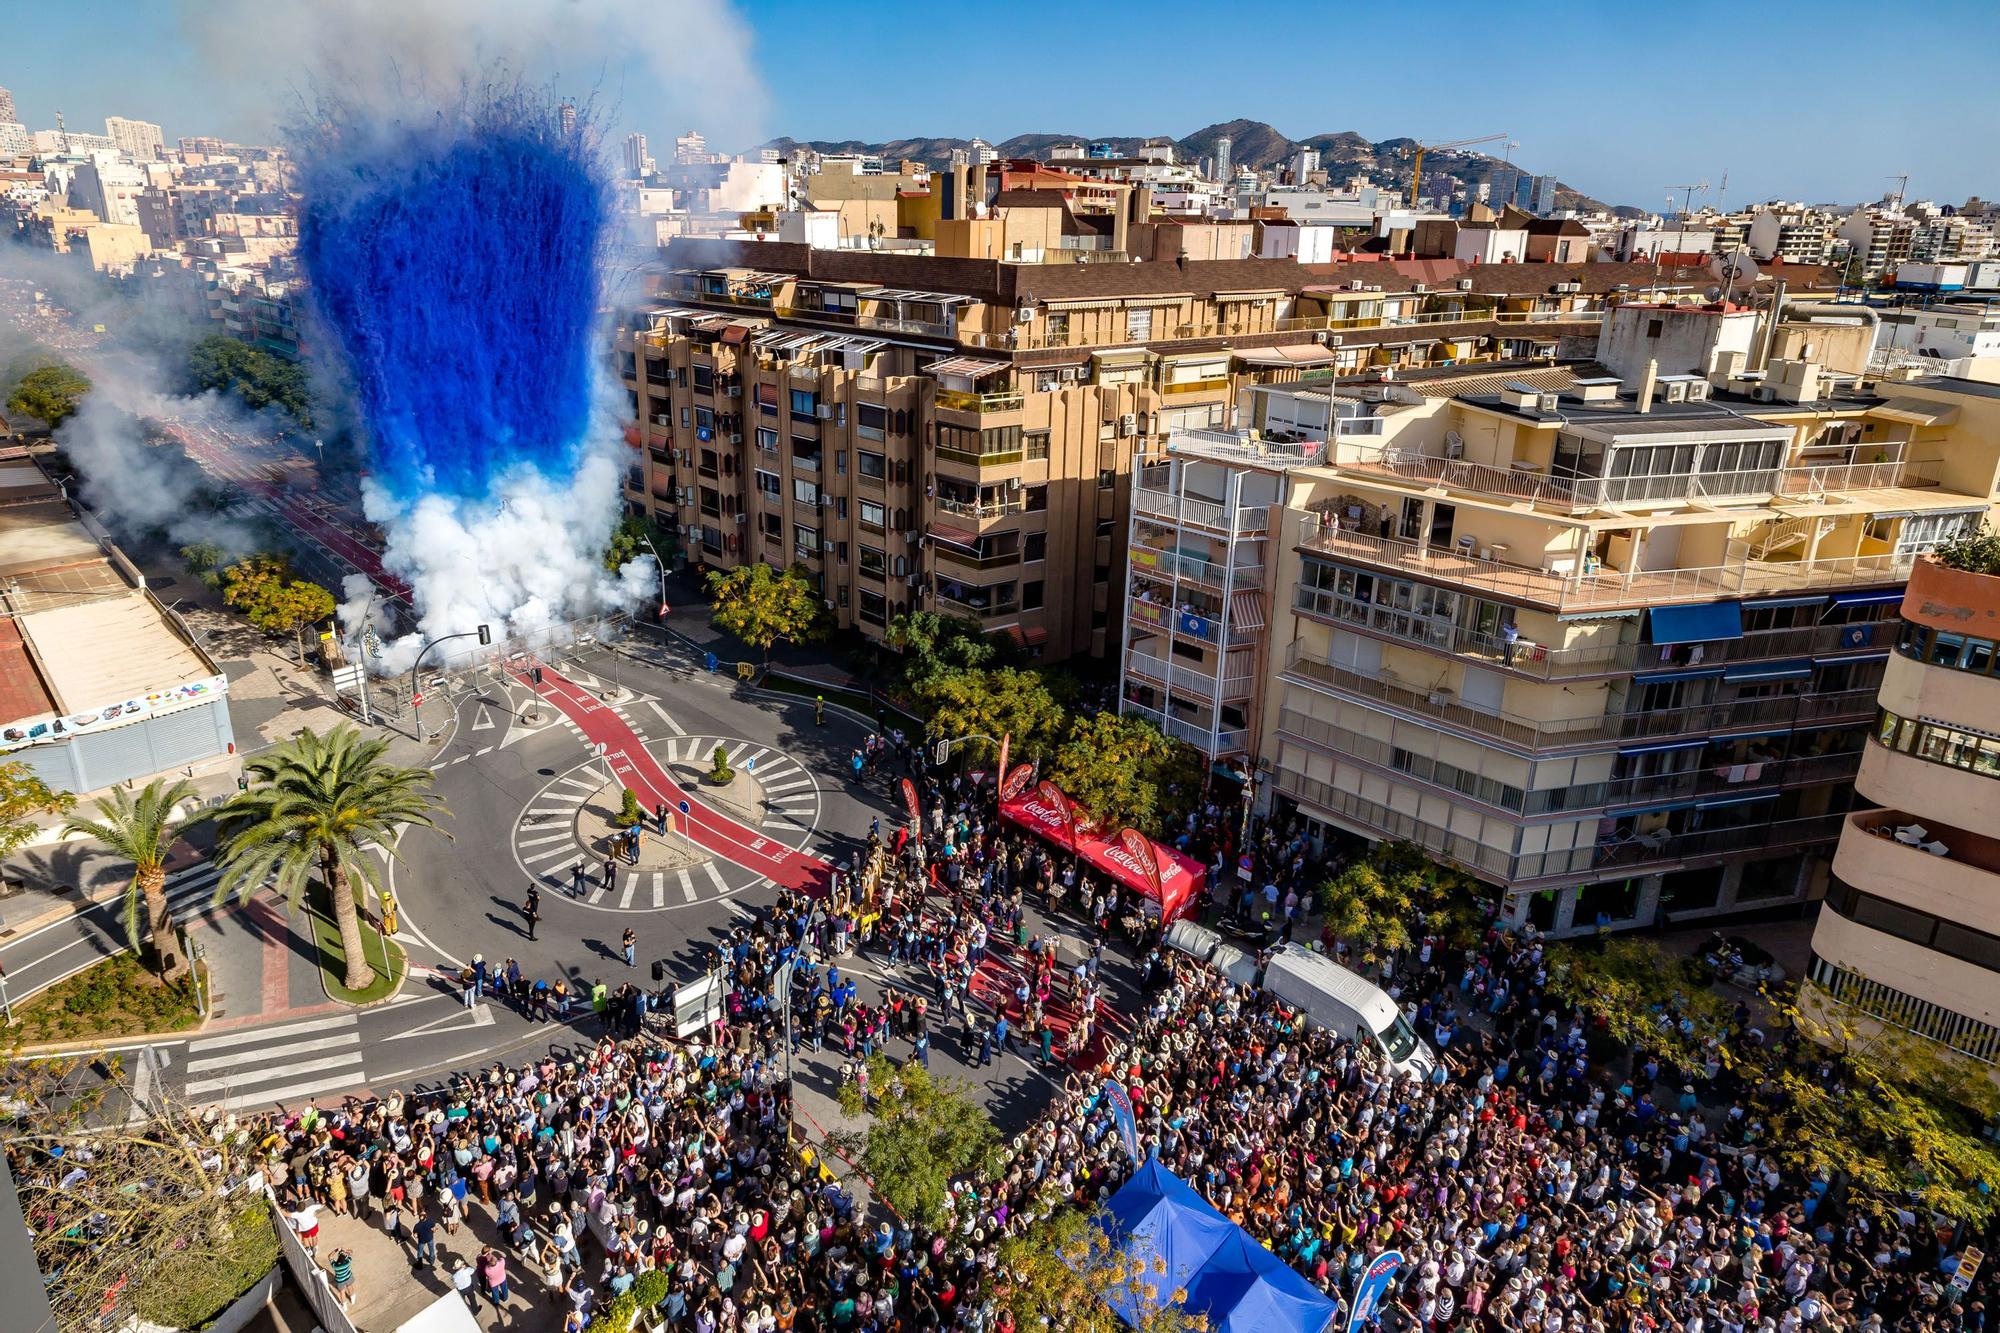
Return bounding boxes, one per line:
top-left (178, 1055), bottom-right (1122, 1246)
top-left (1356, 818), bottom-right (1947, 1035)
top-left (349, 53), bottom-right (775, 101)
top-left (532, 666), bottom-right (544, 685)
top-left (477, 624), bottom-right (492, 646)
top-left (934, 739), bottom-right (950, 766)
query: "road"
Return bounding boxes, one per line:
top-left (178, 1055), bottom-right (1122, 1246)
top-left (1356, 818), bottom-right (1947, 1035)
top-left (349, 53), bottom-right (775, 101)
top-left (0, 861), bottom-right (235, 1008)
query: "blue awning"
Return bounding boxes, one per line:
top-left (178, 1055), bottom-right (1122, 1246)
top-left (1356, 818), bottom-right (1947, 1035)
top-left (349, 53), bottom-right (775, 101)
top-left (1696, 791), bottom-right (1779, 809)
top-left (1617, 738), bottom-right (1711, 756)
top-left (1744, 595), bottom-right (1828, 610)
top-left (1831, 588), bottom-right (1905, 607)
top-left (1634, 668), bottom-right (1726, 686)
top-left (1724, 659), bottom-right (1814, 682)
top-left (1649, 601), bottom-right (1743, 645)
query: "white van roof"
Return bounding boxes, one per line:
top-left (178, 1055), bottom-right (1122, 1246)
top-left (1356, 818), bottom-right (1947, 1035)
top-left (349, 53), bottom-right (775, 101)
top-left (1263, 945), bottom-right (1402, 1031)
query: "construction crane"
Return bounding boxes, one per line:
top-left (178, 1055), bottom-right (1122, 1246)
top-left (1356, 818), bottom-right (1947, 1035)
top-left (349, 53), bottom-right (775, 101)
top-left (1407, 133), bottom-right (1509, 207)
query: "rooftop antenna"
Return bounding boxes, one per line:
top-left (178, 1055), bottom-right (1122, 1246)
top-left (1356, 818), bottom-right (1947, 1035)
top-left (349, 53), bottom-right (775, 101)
top-left (1711, 249), bottom-right (1759, 307)
top-left (1887, 173), bottom-right (1909, 212)
top-left (1666, 180), bottom-right (1709, 222)
top-left (54, 109), bottom-right (68, 153)
top-left (1716, 168), bottom-right (1729, 212)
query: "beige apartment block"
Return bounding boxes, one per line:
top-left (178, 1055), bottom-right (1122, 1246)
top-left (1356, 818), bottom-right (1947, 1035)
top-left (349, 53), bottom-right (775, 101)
top-left (1806, 542), bottom-right (2000, 1067)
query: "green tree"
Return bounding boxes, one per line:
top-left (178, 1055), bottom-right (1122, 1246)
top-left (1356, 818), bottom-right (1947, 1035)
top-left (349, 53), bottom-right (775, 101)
top-left (994, 1206), bottom-right (1199, 1333)
top-left (1046, 712), bottom-right (1205, 835)
top-left (180, 540), bottom-right (227, 589)
top-left (914, 667), bottom-right (1064, 768)
top-left (602, 513), bottom-right (654, 572)
top-left (6, 361), bottom-right (91, 427)
top-left (1764, 985), bottom-right (2000, 1226)
top-left (885, 608), bottom-right (996, 690)
top-left (0, 758), bottom-right (74, 859)
top-left (186, 334), bottom-right (314, 426)
top-left (214, 726), bottom-right (446, 992)
top-left (221, 555), bottom-right (335, 662)
top-left (60, 778), bottom-right (200, 981)
top-left (1931, 521), bottom-right (2000, 576)
top-left (704, 561), bottom-right (823, 666)
top-left (1545, 937), bottom-right (1737, 1073)
top-left (1315, 840), bottom-right (1489, 966)
top-left (834, 1054), bottom-right (1004, 1230)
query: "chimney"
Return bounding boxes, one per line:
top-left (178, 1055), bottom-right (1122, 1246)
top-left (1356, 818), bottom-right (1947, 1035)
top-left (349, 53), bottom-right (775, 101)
top-left (1754, 277), bottom-right (1787, 371)
top-left (1111, 183), bottom-right (1130, 257)
top-left (1636, 357), bottom-right (1658, 413)
top-left (948, 162), bottom-right (969, 222)
top-left (969, 161), bottom-right (988, 216)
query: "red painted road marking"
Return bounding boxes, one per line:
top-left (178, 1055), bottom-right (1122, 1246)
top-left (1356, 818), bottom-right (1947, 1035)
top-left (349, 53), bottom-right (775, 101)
top-left (517, 664), bottom-right (831, 893)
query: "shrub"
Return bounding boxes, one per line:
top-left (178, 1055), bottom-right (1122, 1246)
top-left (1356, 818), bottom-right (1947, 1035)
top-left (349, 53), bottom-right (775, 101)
top-left (632, 1269), bottom-right (672, 1308)
top-left (588, 1289), bottom-right (640, 1333)
top-left (707, 743), bottom-right (733, 783)
top-left (1932, 522), bottom-right (2000, 576)
top-left (613, 787), bottom-right (643, 828)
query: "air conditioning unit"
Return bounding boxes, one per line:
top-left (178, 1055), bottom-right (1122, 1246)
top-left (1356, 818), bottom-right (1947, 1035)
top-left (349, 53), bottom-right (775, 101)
top-left (816, 403), bottom-right (835, 420)
top-left (1118, 413), bottom-right (1137, 436)
top-left (824, 598), bottom-right (835, 609)
top-left (1536, 392), bottom-right (1562, 413)
top-left (1558, 282), bottom-right (1581, 294)
top-left (1348, 279), bottom-right (1365, 291)
top-left (1753, 385), bottom-right (1779, 402)
top-left (1456, 278), bottom-right (1474, 291)
top-left (735, 512), bottom-right (748, 524)
top-left (819, 495), bottom-right (833, 507)
top-left (678, 525), bottom-right (691, 537)
top-left (1008, 477), bottom-right (1022, 491)
top-left (822, 539), bottom-right (836, 552)
top-left (1412, 283), bottom-right (1427, 294)
top-left (1059, 366), bottom-right (1081, 382)
top-left (1686, 381), bottom-right (1711, 401)
top-left (729, 432), bottom-right (743, 445)
top-left (726, 385), bottom-right (742, 398)
top-left (1016, 307), bottom-right (1037, 323)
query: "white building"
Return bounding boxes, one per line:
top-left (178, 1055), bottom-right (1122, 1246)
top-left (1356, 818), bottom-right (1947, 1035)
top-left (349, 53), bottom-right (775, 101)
top-left (1748, 205), bottom-right (1833, 264)
top-left (1878, 305), bottom-right (2000, 364)
top-left (104, 116), bottom-right (164, 161)
top-left (33, 129), bottom-right (115, 156)
top-left (1453, 220), bottom-right (1529, 265)
top-left (0, 122), bottom-right (29, 160)
top-left (68, 151), bottom-right (147, 229)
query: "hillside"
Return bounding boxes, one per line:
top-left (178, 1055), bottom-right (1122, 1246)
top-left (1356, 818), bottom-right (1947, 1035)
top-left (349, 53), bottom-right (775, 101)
top-left (759, 119), bottom-right (1609, 211)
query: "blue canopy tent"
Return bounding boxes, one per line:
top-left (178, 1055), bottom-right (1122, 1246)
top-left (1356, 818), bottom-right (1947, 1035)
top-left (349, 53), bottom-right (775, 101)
top-left (1096, 1160), bottom-right (1338, 1333)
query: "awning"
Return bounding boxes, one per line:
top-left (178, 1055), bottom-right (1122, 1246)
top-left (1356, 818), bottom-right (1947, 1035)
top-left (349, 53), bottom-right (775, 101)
top-left (1040, 297), bottom-right (1122, 312)
top-left (925, 357), bottom-right (1009, 380)
top-left (929, 523), bottom-right (980, 549)
top-left (1238, 346), bottom-right (1340, 368)
top-left (1214, 289), bottom-right (1286, 302)
top-left (1558, 607), bottom-right (1643, 622)
top-left (1001, 625), bottom-right (1050, 648)
top-left (1831, 588), bottom-right (1905, 607)
top-left (1634, 667), bottom-right (1725, 684)
top-left (1815, 651), bottom-right (1889, 665)
top-left (719, 324), bottom-right (752, 346)
top-left (1744, 594), bottom-right (1827, 610)
top-left (1617, 738), bottom-right (1711, 756)
top-left (1649, 601), bottom-right (1743, 645)
top-left (1229, 591), bottom-right (1266, 633)
top-left (861, 287), bottom-right (973, 306)
top-left (1000, 789), bottom-right (1204, 921)
top-left (1724, 659), bottom-right (1814, 683)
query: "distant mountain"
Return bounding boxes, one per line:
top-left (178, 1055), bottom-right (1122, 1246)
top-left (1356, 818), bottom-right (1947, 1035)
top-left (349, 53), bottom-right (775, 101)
top-left (758, 120), bottom-right (1610, 212)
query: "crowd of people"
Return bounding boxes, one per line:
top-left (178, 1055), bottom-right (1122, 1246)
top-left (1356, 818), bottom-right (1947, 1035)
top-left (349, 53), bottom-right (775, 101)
top-left (37, 730), bottom-right (1990, 1333)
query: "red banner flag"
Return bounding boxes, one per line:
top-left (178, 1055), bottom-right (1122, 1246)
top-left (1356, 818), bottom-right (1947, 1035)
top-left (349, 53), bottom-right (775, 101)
top-left (1034, 780), bottom-right (1077, 850)
top-left (1117, 828), bottom-right (1163, 895)
top-left (999, 762), bottom-right (1036, 802)
top-left (996, 732), bottom-right (1010, 795)
top-left (899, 777), bottom-right (922, 826)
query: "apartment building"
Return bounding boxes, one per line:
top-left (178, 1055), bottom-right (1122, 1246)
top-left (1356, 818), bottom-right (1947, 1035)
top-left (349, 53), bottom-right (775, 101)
top-left (1836, 209), bottom-right (1917, 279)
top-left (1807, 531), bottom-right (2000, 1066)
top-left (1749, 205), bottom-right (1834, 265)
top-left (621, 239), bottom-right (1806, 662)
top-left (1235, 340), bottom-right (1999, 936)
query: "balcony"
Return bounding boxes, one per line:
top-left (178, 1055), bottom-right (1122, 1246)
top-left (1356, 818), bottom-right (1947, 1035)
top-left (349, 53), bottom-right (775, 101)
top-left (936, 592), bottom-right (1019, 619)
top-left (1130, 545), bottom-right (1264, 589)
top-left (936, 388), bottom-right (1025, 414)
top-left (933, 543), bottom-right (1022, 572)
top-left (1593, 813), bottom-right (1845, 873)
top-left (1160, 376), bottom-right (1231, 396)
top-left (1272, 765), bottom-right (1548, 882)
top-left (1615, 687), bottom-right (1876, 742)
top-left (1127, 596), bottom-right (1262, 642)
top-left (1297, 513), bottom-right (1919, 612)
top-left (1125, 650), bottom-right (1259, 702)
top-left (936, 442), bottom-right (1026, 468)
top-left (961, 304), bottom-right (1604, 354)
top-left (1134, 485), bottom-right (1269, 534)
top-left (1838, 809), bottom-right (2000, 916)
top-left (1282, 643), bottom-right (1616, 752)
top-left (935, 495), bottom-right (1027, 521)
top-left (1120, 700), bottom-right (1247, 756)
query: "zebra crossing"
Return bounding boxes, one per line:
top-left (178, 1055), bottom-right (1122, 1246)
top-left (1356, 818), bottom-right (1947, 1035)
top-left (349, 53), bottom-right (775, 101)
top-left (180, 1012), bottom-right (366, 1110)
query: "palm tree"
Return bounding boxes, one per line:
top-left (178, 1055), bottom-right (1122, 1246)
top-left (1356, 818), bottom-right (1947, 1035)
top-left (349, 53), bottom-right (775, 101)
top-left (214, 725), bottom-right (446, 992)
top-left (61, 778), bottom-right (200, 981)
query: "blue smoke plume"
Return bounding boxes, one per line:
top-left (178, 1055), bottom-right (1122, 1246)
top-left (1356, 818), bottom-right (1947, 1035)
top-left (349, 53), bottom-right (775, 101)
top-left (295, 91), bottom-right (612, 502)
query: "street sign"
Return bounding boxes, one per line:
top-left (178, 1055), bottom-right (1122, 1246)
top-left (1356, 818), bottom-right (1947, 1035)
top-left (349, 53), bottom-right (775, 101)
top-left (672, 972), bottom-right (725, 1037)
top-left (595, 742), bottom-right (609, 757)
top-left (745, 756), bottom-right (757, 772)
top-left (331, 665), bottom-right (364, 691)
top-left (678, 799), bottom-right (691, 815)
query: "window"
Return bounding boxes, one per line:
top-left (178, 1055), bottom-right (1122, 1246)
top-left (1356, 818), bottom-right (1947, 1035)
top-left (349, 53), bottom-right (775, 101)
top-left (1023, 580), bottom-right (1044, 610)
top-left (859, 589), bottom-right (888, 626)
top-left (836, 542), bottom-right (848, 565)
top-left (1097, 469), bottom-right (1115, 490)
top-left (936, 423), bottom-right (1023, 462)
top-left (794, 524), bottom-right (820, 562)
top-left (1024, 485), bottom-right (1048, 512)
top-left (692, 365), bottom-right (713, 392)
top-left (680, 406), bottom-right (691, 428)
top-left (857, 403), bottom-right (887, 441)
top-left (760, 511), bottom-right (782, 539)
top-left (835, 451), bottom-right (846, 475)
top-left (756, 383), bottom-right (778, 415)
top-left (754, 469), bottom-right (781, 500)
top-left (1025, 430), bottom-right (1051, 461)
top-left (793, 477), bottom-right (819, 506)
top-left (859, 499), bottom-right (886, 530)
top-left (1024, 532), bottom-right (1047, 562)
top-left (699, 486), bottom-right (721, 517)
top-left (859, 546), bottom-right (886, 577)
top-left (756, 427), bottom-right (779, 453)
top-left (793, 437), bottom-right (822, 472)
top-left (699, 448), bottom-right (719, 476)
top-left (790, 388), bottom-right (818, 418)
top-left (1645, 318), bottom-right (1664, 339)
top-left (858, 449), bottom-right (886, 480)
top-left (1047, 311), bottom-right (1070, 343)
top-left (1095, 519), bottom-right (1114, 540)
top-left (1126, 308), bottom-right (1154, 341)
top-left (1875, 708), bottom-right (2000, 779)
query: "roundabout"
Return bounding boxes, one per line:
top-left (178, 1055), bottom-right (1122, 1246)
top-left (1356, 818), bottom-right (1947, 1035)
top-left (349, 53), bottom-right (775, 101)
top-left (507, 734), bottom-right (823, 912)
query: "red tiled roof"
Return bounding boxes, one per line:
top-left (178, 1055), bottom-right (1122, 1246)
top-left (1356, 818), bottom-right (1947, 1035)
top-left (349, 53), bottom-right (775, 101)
top-left (0, 617), bottom-right (54, 728)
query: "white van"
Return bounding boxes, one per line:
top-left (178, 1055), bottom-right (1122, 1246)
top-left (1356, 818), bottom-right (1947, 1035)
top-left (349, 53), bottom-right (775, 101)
top-left (1261, 944), bottom-right (1436, 1080)
top-left (1162, 919), bottom-right (1260, 987)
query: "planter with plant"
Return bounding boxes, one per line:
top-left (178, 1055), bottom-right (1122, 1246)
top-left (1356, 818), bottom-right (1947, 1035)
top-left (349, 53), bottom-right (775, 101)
top-left (612, 788), bottom-right (643, 829)
top-left (702, 743), bottom-right (734, 787)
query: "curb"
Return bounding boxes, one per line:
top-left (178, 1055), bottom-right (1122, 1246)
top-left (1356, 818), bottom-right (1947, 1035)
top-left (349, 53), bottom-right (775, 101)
top-left (739, 680), bottom-right (881, 732)
top-left (10, 960), bottom-right (216, 1055)
top-left (307, 912), bottom-right (411, 1010)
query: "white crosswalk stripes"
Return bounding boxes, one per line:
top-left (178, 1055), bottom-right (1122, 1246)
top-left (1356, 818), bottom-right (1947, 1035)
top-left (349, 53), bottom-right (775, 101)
top-left (702, 861), bottom-right (729, 896)
top-left (617, 874), bottom-right (639, 910)
top-left (651, 872), bottom-right (664, 909)
top-left (762, 776), bottom-right (813, 794)
top-left (182, 1014), bottom-right (365, 1109)
top-left (678, 868), bottom-right (696, 902)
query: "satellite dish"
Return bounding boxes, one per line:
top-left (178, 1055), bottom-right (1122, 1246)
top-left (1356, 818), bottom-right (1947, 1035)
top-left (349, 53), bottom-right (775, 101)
top-left (1710, 252), bottom-right (1759, 287)
top-left (1706, 286), bottom-right (1723, 301)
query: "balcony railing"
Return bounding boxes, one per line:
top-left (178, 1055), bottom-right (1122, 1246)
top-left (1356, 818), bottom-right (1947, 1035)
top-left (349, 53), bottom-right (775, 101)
top-left (1298, 514), bottom-right (1919, 611)
top-left (1134, 486), bottom-right (1269, 534)
top-left (1293, 571), bottom-right (1900, 680)
top-left (936, 593), bottom-right (1019, 619)
top-left (1593, 813), bottom-right (1845, 872)
top-left (936, 388), bottom-right (1025, 413)
top-left (1120, 700), bottom-right (1248, 755)
top-left (1282, 644), bottom-right (1615, 751)
top-left (935, 496), bottom-right (1027, 520)
top-left (934, 544), bottom-right (1022, 571)
top-left (1130, 546), bottom-right (1264, 587)
top-left (963, 304), bottom-right (1603, 353)
top-left (1125, 650), bottom-right (1259, 701)
top-left (936, 445), bottom-right (1026, 468)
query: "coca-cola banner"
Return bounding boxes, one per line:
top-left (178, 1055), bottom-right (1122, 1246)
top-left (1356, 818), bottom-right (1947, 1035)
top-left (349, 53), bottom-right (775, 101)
top-left (999, 763), bottom-right (1036, 802)
top-left (1000, 787), bottom-right (1203, 922)
top-left (996, 732), bottom-right (1010, 794)
top-left (899, 777), bottom-right (922, 826)
top-left (1117, 828), bottom-right (1162, 894)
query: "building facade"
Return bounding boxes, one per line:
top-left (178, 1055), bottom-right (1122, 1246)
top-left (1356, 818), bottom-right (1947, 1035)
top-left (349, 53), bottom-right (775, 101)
top-left (1805, 547), bottom-right (2000, 1066)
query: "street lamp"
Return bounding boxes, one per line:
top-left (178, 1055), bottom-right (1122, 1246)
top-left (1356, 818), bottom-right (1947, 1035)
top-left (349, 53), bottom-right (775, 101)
top-left (408, 624), bottom-right (492, 738)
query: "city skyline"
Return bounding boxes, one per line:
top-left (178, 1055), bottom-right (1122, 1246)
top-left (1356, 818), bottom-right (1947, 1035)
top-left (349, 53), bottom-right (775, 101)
top-left (2, 0), bottom-right (1995, 210)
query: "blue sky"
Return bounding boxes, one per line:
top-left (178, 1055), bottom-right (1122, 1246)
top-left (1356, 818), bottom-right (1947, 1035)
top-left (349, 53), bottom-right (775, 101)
top-left (7, 0), bottom-right (1998, 209)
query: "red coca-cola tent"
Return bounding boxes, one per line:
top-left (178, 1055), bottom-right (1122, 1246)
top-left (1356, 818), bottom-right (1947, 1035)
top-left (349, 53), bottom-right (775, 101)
top-left (1000, 786), bottom-right (1204, 922)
